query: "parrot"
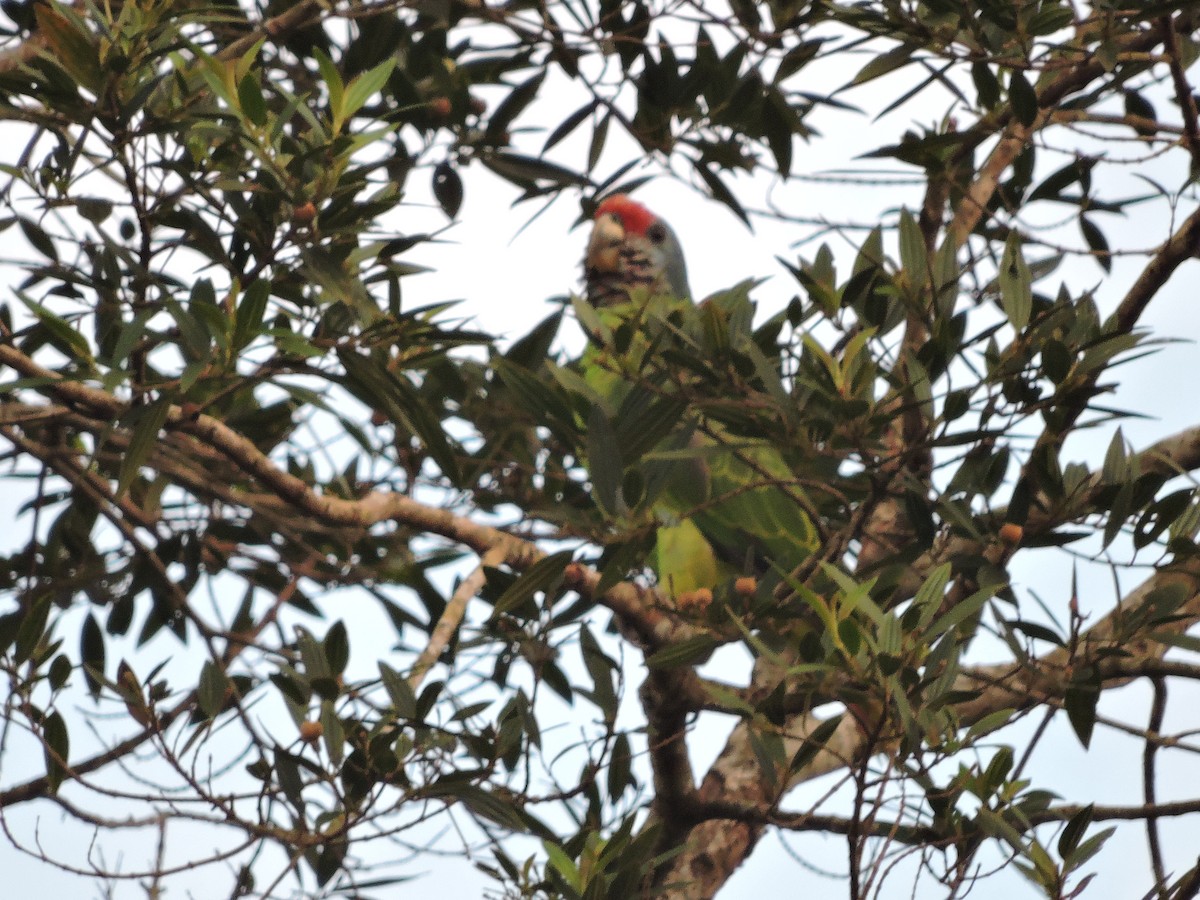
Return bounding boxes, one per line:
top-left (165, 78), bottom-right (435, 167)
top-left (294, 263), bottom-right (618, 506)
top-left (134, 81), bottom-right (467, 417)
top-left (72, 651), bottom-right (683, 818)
top-left (584, 194), bottom-right (691, 306)
top-left (575, 194), bottom-right (818, 602)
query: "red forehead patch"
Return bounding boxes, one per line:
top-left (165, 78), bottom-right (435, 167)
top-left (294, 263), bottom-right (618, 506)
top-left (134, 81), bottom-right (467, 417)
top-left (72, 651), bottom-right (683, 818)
top-left (594, 194), bottom-right (655, 236)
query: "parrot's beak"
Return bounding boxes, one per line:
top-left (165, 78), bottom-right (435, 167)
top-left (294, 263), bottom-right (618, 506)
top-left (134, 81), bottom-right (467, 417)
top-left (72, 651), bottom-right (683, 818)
top-left (584, 212), bottom-right (625, 275)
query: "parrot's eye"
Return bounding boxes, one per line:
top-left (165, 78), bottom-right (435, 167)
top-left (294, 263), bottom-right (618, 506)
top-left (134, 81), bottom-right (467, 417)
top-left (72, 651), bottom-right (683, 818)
top-left (646, 222), bottom-right (667, 245)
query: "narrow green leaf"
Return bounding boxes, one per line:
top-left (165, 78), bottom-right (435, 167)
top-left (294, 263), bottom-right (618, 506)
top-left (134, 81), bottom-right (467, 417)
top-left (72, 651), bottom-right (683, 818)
top-left (850, 44), bottom-right (916, 87)
top-left (198, 659), bottom-right (230, 719)
top-left (320, 699), bottom-right (344, 765)
top-left (379, 662), bottom-right (417, 719)
top-left (233, 279), bottom-right (271, 351)
top-left (999, 231), bottom-right (1032, 331)
top-left (644, 634), bottom-right (719, 669)
top-left (19, 216), bottom-right (58, 262)
top-left (342, 58), bottom-right (396, 124)
top-left (486, 71), bottom-right (547, 143)
top-left (314, 48), bottom-right (344, 126)
top-left (586, 403), bottom-right (622, 516)
top-left (80, 613), bottom-right (105, 699)
top-left (789, 714), bottom-right (843, 774)
top-left (15, 594), bottom-right (51, 665)
top-left (117, 396), bottom-right (172, 498)
top-left (914, 562), bottom-right (952, 629)
top-left (19, 294), bottom-right (93, 363)
top-left (965, 708), bottom-right (1015, 741)
top-left (274, 746), bottom-right (305, 811)
top-left (1079, 216), bottom-right (1111, 273)
top-left (237, 71), bottom-right (267, 126)
top-left (925, 586), bottom-right (992, 640)
top-left (1064, 676), bottom-right (1100, 749)
top-left (1101, 428), bottom-right (1126, 483)
top-left (898, 208), bottom-right (928, 288)
top-left (43, 710), bottom-right (70, 794)
top-left (1058, 804), bottom-right (1093, 858)
top-left (972, 62), bottom-right (1001, 108)
top-left (1009, 70), bottom-right (1039, 127)
top-left (692, 161), bottom-right (748, 225)
top-left (544, 841), bottom-right (581, 891)
top-left (324, 621), bottom-right (350, 676)
top-left (587, 110), bottom-right (610, 174)
top-left (492, 551), bottom-right (574, 616)
top-left (543, 99), bottom-right (597, 153)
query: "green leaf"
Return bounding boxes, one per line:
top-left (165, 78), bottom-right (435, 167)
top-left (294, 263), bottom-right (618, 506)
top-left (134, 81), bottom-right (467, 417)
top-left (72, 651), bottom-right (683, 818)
top-left (76, 197), bottom-right (113, 224)
top-left (486, 71), bottom-right (547, 144)
top-left (1123, 90), bottom-right (1157, 134)
top-left (432, 161), bottom-right (463, 219)
top-left (480, 152), bottom-right (585, 189)
top-left (233, 279), bottom-right (271, 351)
top-left (341, 58), bottom-right (396, 126)
top-left (925, 586), bottom-right (992, 641)
top-left (789, 714), bottom-right (843, 774)
top-left (15, 593), bottom-right (51, 666)
top-left (972, 62), bottom-right (1001, 109)
top-left (965, 708), bottom-right (1015, 741)
top-left (544, 841), bottom-right (581, 891)
top-left (379, 662), bottom-right (417, 719)
top-left (1064, 674), bottom-right (1100, 749)
top-left (1079, 216), bottom-right (1111, 273)
top-left (320, 700), bottom-right (344, 765)
top-left (913, 562), bottom-right (952, 629)
top-left (237, 71), bottom-right (267, 126)
top-left (324, 621), bottom-right (350, 676)
top-left (19, 293), bottom-right (93, 364)
top-left (315, 48), bottom-right (344, 126)
top-left (543, 100), bottom-right (597, 153)
top-left (337, 350), bottom-right (463, 486)
top-left (1101, 428), bottom-right (1127, 483)
top-left (999, 231), bottom-right (1032, 331)
top-left (1009, 70), bottom-right (1039, 127)
top-left (198, 659), bottom-right (231, 719)
top-left (762, 86), bottom-right (794, 177)
top-left (117, 395), bottom-right (172, 498)
top-left (644, 634), bottom-right (719, 669)
top-left (49, 653), bottom-right (72, 691)
top-left (850, 44), bottom-right (916, 87)
top-left (607, 732), bottom-right (634, 800)
top-left (1058, 804), bottom-right (1093, 859)
top-left (586, 403), bottom-right (622, 516)
top-left (492, 551), bottom-right (574, 616)
top-left (1027, 4), bottom-right (1073, 36)
top-left (80, 613), bottom-right (105, 699)
top-left (692, 161), bottom-right (748, 225)
top-left (898, 208), bottom-right (928, 288)
top-left (274, 746), bottom-right (305, 811)
top-left (43, 710), bottom-right (70, 794)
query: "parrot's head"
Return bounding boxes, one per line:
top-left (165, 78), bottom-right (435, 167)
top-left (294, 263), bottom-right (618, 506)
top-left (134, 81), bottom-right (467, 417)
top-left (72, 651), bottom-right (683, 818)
top-left (583, 194), bottom-right (690, 306)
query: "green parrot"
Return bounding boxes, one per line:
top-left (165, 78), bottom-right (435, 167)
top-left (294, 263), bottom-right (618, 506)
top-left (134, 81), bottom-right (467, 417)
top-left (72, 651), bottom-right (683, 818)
top-left (577, 194), bottom-right (818, 601)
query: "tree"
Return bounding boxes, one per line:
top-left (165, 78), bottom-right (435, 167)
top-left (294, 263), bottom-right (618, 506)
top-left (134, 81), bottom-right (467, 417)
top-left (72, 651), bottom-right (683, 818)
top-left (2, 1), bottom-right (1200, 897)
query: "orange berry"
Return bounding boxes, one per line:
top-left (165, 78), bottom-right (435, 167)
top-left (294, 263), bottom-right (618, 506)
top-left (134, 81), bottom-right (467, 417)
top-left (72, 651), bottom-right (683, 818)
top-left (299, 720), bottom-right (323, 744)
top-left (999, 523), bottom-right (1023, 545)
top-left (678, 588), bottom-right (713, 612)
top-left (292, 201), bottom-right (317, 226)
